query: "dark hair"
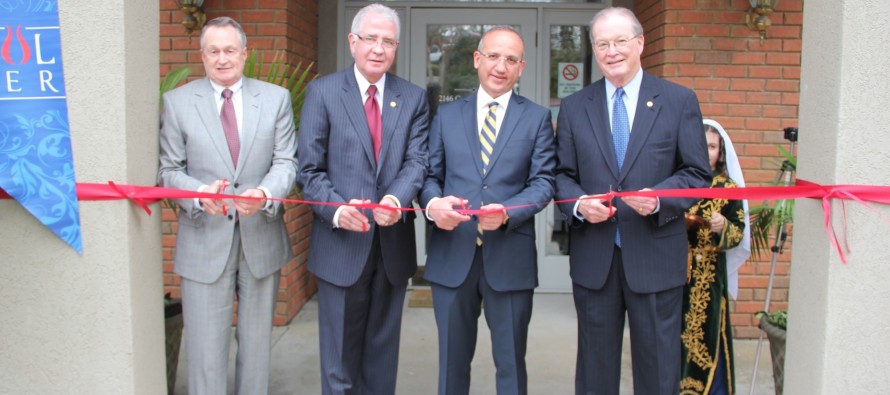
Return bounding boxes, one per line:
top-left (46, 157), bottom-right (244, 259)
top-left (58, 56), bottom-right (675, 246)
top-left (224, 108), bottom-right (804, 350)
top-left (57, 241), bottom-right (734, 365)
top-left (704, 124), bottom-right (727, 176)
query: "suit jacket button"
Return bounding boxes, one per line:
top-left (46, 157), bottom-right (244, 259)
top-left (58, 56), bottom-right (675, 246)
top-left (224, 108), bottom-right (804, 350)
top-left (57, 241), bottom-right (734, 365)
top-left (616, 186), bottom-right (622, 192)
top-left (233, 182), bottom-right (240, 188)
top-left (482, 184), bottom-right (488, 190)
top-left (227, 214), bottom-right (234, 220)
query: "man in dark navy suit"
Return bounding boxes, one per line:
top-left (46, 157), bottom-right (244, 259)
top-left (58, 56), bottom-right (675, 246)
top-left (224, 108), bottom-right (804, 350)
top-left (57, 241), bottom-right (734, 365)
top-left (420, 26), bottom-right (555, 395)
top-left (297, 4), bottom-right (429, 394)
top-left (554, 7), bottom-right (711, 395)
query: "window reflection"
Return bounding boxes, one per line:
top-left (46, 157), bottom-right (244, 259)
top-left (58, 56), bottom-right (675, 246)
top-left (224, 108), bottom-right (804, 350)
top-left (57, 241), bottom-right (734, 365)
top-left (545, 23), bottom-right (594, 257)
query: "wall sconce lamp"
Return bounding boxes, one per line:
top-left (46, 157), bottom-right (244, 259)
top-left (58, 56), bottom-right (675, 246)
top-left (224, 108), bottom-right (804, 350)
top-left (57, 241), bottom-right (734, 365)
top-left (746, 0), bottom-right (780, 42)
top-left (176, 0), bottom-right (206, 35)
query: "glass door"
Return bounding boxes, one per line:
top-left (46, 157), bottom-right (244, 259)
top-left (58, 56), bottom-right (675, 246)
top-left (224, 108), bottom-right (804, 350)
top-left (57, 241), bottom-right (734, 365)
top-left (535, 10), bottom-right (601, 292)
top-left (409, 8), bottom-right (538, 115)
top-left (409, 8), bottom-right (561, 290)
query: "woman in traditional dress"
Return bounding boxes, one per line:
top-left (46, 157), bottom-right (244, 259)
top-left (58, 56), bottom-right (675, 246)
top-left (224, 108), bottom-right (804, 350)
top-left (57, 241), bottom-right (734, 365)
top-left (680, 119), bottom-right (751, 395)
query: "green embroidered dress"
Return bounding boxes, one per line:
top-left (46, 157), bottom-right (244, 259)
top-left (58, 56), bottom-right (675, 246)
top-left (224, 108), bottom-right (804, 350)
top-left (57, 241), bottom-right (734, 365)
top-left (680, 174), bottom-right (746, 395)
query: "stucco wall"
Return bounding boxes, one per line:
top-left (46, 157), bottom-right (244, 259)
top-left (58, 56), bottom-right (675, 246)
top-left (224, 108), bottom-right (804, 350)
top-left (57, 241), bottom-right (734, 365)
top-left (787, 0), bottom-right (890, 393)
top-left (0, 1), bottom-right (165, 393)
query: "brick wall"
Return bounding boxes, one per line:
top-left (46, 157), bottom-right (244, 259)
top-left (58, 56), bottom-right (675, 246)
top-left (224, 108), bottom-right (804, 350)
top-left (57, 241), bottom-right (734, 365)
top-left (635, 0), bottom-right (801, 338)
top-left (160, 0), bottom-right (319, 325)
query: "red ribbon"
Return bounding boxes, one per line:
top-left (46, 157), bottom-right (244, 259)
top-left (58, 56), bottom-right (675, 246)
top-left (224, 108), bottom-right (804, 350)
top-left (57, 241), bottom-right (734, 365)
top-left (3, 179), bottom-right (889, 263)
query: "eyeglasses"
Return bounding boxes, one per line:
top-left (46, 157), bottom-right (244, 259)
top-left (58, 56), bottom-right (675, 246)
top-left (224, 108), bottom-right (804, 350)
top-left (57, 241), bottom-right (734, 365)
top-left (593, 35), bottom-right (640, 53)
top-left (354, 33), bottom-right (399, 50)
top-left (478, 51), bottom-right (523, 67)
top-left (203, 47), bottom-right (243, 58)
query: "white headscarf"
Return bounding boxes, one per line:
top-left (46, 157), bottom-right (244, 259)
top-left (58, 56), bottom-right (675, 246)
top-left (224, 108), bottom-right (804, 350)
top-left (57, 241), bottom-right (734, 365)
top-left (703, 119), bottom-right (751, 300)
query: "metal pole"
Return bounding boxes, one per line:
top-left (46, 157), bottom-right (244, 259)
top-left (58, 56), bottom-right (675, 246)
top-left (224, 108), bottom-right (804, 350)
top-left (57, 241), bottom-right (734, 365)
top-left (749, 140), bottom-right (795, 395)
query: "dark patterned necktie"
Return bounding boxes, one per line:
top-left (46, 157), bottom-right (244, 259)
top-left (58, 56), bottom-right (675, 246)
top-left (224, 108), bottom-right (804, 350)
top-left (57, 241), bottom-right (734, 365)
top-left (220, 88), bottom-right (240, 168)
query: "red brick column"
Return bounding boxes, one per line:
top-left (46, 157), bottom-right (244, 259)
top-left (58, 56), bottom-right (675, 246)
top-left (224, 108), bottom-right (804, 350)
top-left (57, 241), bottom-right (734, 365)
top-left (160, 0), bottom-right (319, 325)
top-left (633, 0), bottom-right (803, 338)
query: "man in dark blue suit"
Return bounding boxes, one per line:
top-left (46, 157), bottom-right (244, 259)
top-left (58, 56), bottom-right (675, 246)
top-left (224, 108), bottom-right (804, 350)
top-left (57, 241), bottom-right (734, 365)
top-left (297, 4), bottom-right (429, 394)
top-left (554, 7), bottom-right (711, 395)
top-left (420, 26), bottom-right (556, 395)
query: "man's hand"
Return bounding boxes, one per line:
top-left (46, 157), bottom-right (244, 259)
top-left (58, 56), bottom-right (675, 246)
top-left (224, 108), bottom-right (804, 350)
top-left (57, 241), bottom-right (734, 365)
top-left (233, 188), bottom-right (266, 217)
top-left (373, 197), bottom-right (400, 227)
top-left (621, 188), bottom-right (657, 216)
top-left (478, 203), bottom-right (507, 231)
top-left (578, 197), bottom-right (616, 224)
top-left (428, 196), bottom-right (471, 231)
top-left (199, 179), bottom-right (230, 216)
top-left (338, 199), bottom-right (372, 232)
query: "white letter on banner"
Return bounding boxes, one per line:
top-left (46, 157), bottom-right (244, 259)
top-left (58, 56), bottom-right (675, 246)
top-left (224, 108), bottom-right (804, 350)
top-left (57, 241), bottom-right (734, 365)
top-left (6, 71), bottom-right (22, 92)
top-left (35, 34), bottom-right (57, 65)
top-left (40, 70), bottom-right (59, 92)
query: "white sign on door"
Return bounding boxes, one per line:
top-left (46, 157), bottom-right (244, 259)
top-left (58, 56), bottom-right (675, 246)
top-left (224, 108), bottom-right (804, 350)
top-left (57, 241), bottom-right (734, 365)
top-left (557, 62), bottom-right (584, 98)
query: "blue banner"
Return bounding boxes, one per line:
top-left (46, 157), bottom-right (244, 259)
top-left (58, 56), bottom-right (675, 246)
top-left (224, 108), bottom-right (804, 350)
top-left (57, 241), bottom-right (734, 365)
top-left (0, 1), bottom-right (81, 254)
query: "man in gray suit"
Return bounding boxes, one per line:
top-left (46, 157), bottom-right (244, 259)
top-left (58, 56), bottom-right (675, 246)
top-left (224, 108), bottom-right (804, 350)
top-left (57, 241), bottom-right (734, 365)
top-left (297, 4), bottom-right (429, 394)
top-left (554, 7), bottom-right (711, 395)
top-left (420, 27), bottom-right (555, 395)
top-left (158, 17), bottom-right (297, 395)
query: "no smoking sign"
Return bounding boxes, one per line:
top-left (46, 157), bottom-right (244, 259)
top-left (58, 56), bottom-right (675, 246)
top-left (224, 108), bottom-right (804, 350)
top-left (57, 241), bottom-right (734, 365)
top-left (557, 62), bottom-right (584, 98)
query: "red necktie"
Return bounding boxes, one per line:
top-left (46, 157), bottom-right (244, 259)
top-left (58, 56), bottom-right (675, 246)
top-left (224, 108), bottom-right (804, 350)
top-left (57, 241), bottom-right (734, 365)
top-left (221, 88), bottom-right (240, 168)
top-left (365, 85), bottom-right (382, 162)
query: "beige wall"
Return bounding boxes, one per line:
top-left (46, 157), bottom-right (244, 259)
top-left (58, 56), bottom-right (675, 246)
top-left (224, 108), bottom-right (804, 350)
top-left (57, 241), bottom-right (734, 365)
top-left (0, 1), bottom-right (165, 393)
top-left (788, 0), bottom-right (890, 393)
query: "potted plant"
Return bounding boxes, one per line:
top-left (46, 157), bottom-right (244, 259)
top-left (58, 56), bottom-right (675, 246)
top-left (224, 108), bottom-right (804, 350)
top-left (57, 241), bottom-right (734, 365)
top-left (755, 310), bottom-right (787, 394)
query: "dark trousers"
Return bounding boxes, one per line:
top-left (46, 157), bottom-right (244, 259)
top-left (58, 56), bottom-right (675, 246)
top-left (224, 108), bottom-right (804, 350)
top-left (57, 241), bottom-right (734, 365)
top-left (574, 246), bottom-right (683, 395)
top-left (316, 232), bottom-right (407, 395)
top-left (431, 247), bottom-right (534, 395)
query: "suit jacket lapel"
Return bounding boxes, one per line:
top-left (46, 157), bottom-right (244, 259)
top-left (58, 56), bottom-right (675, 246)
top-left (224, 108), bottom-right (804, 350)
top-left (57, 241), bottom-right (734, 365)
top-left (461, 93), bottom-right (485, 177)
top-left (237, 78), bottom-right (261, 179)
top-left (339, 69), bottom-right (376, 169)
top-left (194, 78), bottom-right (236, 175)
top-left (484, 94), bottom-right (523, 174)
top-left (584, 80), bottom-right (620, 179)
top-left (380, 74), bottom-right (403, 172)
top-left (621, 72), bottom-right (659, 181)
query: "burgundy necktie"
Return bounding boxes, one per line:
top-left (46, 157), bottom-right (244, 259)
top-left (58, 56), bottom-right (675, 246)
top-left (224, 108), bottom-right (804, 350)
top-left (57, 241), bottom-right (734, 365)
top-left (221, 88), bottom-right (240, 168)
top-left (365, 85), bottom-right (382, 162)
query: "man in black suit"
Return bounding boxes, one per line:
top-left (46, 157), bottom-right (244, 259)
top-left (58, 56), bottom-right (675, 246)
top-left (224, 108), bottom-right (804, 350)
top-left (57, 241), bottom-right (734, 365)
top-left (554, 7), bottom-right (711, 395)
top-left (297, 3), bottom-right (429, 394)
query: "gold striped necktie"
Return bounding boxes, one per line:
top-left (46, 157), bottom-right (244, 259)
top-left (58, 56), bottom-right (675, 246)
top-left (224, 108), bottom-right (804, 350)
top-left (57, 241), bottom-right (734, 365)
top-left (478, 101), bottom-right (498, 246)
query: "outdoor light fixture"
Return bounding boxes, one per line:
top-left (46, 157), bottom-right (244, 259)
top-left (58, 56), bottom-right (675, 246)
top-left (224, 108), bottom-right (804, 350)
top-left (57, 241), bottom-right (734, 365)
top-left (746, 0), bottom-right (779, 42)
top-left (176, 0), bottom-right (206, 35)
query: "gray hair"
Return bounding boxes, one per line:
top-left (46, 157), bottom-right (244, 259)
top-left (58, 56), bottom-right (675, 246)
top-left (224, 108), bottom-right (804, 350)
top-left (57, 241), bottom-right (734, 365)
top-left (200, 16), bottom-right (248, 49)
top-left (589, 7), bottom-right (643, 41)
top-left (351, 4), bottom-right (401, 38)
top-left (477, 25), bottom-right (524, 56)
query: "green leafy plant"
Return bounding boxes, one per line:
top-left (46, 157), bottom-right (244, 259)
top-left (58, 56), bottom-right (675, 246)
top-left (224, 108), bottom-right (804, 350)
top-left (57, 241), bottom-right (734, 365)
top-left (244, 50), bottom-right (315, 131)
top-left (160, 66), bottom-right (192, 106)
top-left (749, 144), bottom-right (796, 338)
top-left (755, 309), bottom-right (787, 330)
top-left (749, 144), bottom-right (797, 258)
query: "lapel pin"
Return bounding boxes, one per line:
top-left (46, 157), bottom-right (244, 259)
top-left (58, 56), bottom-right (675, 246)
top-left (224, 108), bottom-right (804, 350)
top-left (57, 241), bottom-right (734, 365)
top-left (646, 100), bottom-right (654, 108)
top-left (390, 101), bottom-right (397, 108)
